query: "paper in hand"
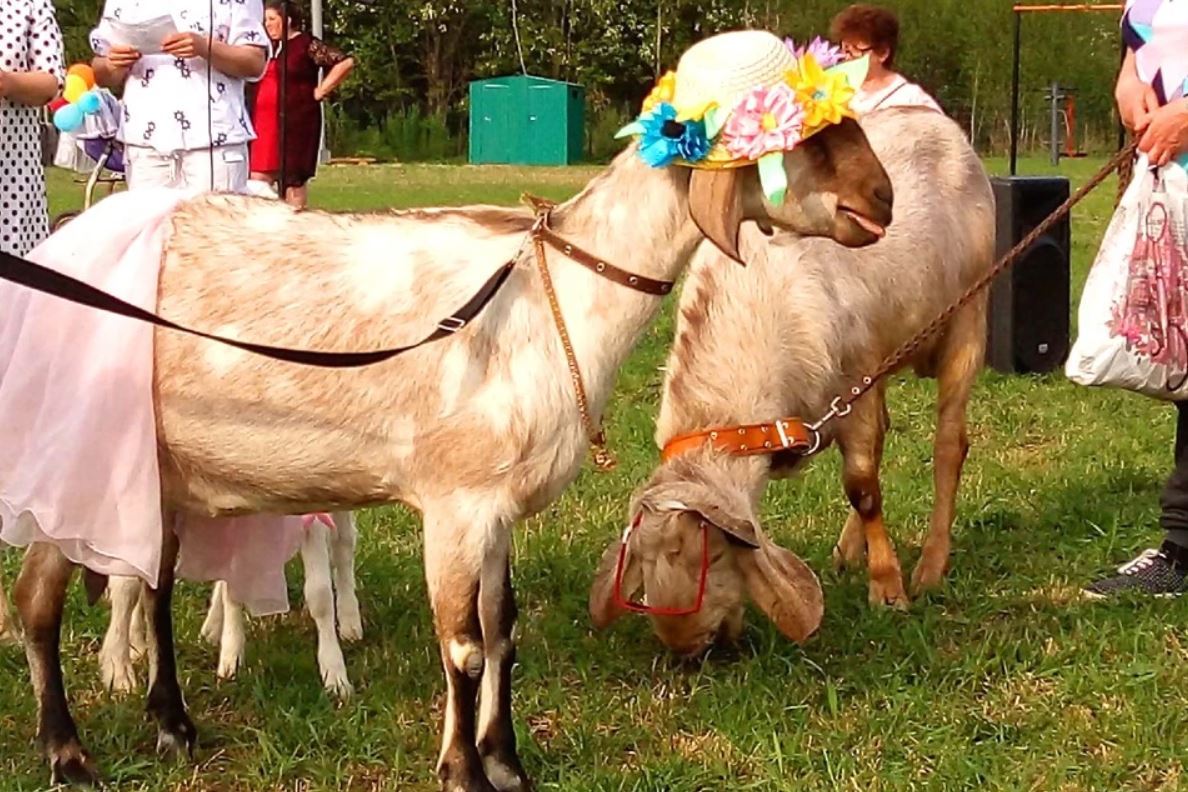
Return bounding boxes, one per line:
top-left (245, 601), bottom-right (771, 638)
top-left (104, 14), bottom-right (179, 55)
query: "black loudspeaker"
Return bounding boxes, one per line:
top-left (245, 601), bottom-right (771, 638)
top-left (986, 176), bottom-right (1071, 374)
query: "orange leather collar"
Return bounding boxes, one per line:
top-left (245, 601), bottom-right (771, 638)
top-left (661, 417), bottom-right (817, 462)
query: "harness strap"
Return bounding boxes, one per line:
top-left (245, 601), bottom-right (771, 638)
top-left (535, 218), bottom-right (674, 296)
top-left (661, 417), bottom-right (816, 462)
top-left (0, 249), bottom-right (516, 368)
top-left (522, 193), bottom-right (674, 297)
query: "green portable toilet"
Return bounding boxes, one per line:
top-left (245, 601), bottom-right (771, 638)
top-left (469, 75), bottom-right (585, 165)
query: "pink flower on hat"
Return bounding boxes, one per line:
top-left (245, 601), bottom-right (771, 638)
top-left (786, 36), bottom-right (844, 69)
top-left (721, 83), bottom-right (805, 161)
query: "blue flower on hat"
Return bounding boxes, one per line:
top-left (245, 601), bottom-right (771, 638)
top-left (638, 103), bottom-right (711, 167)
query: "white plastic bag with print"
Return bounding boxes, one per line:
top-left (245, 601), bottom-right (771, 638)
top-left (1067, 157), bottom-right (1188, 399)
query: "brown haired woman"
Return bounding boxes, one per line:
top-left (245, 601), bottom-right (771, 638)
top-left (830, 3), bottom-right (942, 116)
top-left (248, 1), bottom-right (354, 208)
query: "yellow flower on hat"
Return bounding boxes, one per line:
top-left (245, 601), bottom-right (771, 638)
top-left (675, 99), bottom-right (716, 123)
top-left (643, 70), bottom-right (677, 114)
top-left (787, 53), bottom-right (856, 133)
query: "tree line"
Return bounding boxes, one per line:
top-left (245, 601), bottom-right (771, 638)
top-left (53, 0), bottom-right (1127, 161)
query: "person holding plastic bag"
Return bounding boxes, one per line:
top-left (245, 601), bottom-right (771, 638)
top-left (1072, 0), bottom-right (1188, 597)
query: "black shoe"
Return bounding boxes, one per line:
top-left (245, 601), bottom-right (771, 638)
top-left (1083, 543), bottom-right (1188, 599)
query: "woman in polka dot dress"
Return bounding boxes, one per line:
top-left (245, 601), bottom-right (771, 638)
top-left (0, 0), bottom-right (64, 257)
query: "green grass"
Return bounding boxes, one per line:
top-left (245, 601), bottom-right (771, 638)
top-left (5, 155), bottom-right (1188, 791)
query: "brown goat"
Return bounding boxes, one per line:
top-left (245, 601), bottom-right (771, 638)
top-left (590, 107), bottom-right (995, 656)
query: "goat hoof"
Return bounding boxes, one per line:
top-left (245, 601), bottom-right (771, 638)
top-left (322, 670), bottom-right (354, 701)
top-left (909, 560), bottom-right (949, 597)
top-left (155, 714), bottom-right (198, 760)
top-left (99, 653), bottom-right (138, 695)
top-left (912, 555), bottom-right (950, 598)
top-left (480, 750), bottom-right (532, 791)
top-left (831, 541), bottom-right (866, 574)
top-left (867, 577), bottom-right (910, 610)
top-left (438, 751), bottom-right (498, 792)
top-left (337, 609), bottom-right (363, 643)
top-left (48, 742), bottom-right (98, 786)
top-left (216, 651), bottom-right (242, 681)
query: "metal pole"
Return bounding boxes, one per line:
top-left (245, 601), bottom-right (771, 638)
top-left (279, 0), bottom-right (289, 197)
top-left (1010, 9), bottom-right (1022, 175)
top-left (1050, 82), bottom-right (1061, 167)
top-left (311, 0), bottom-right (329, 164)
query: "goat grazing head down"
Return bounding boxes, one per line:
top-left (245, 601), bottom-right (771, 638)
top-left (589, 459), bottom-right (823, 657)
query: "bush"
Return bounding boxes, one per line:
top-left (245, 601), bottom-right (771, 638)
top-left (325, 106), bottom-right (466, 162)
top-left (586, 106), bottom-right (633, 163)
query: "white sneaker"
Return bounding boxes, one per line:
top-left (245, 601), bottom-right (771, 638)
top-left (244, 180), bottom-right (279, 199)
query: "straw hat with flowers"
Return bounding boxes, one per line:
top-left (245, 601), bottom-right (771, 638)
top-left (617, 30), bottom-right (869, 207)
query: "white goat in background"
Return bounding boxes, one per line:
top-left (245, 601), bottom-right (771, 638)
top-left (98, 510), bottom-right (362, 698)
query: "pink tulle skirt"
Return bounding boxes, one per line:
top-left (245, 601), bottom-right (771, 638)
top-left (0, 189), bottom-right (305, 615)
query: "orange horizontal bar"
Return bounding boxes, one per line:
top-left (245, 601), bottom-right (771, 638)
top-left (1014, 3), bottom-right (1123, 11)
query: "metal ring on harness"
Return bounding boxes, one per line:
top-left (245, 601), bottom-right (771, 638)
top-left (803, 427), bottom-right (823, 456)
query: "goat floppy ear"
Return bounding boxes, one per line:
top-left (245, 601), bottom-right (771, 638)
top-left (689, 168), bottom-right (746, 265)
top-left (696, 502), bottom-right (760, 549)
top-left (589, 530), bottom-right (641, 629)
top-left (737, 532), bottom-right (823, 644)
top-left (635, 474), bottom-right (761, 549)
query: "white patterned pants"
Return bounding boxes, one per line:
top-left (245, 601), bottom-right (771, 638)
top-left (124, 143), bottom-right (249, 193)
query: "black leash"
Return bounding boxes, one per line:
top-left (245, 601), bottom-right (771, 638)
top-left (0, 250), bottom-right (516, 368)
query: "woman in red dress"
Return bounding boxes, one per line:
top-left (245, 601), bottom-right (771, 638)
top-left (249, 1), bottom-right (354, 208)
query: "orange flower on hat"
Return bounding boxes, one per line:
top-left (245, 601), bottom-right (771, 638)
top-left (643, 70), bottom-right (677, 114)
top-left (787, 53), bottom-right (856, 132)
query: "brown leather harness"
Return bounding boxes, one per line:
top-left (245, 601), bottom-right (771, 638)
top-left (526, 195), bottom-right (673, 298)
top-left (661, 417), bottom-right (818, 462)
top-left (525, 194), bottom-right (675, 470)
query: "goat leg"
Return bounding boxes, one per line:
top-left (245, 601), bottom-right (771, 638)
top-left (129, 592), bottom-right (148, 662)
top-left (98, 576), bottom-right (141, 694)
top-left (199, 580), bottom-right (225, 646)
top-left (215, 582), bottom-right (247, 681)
top-left (0, 575), bottom-right (21, 644)
top-left (15, 543), bottom-right (98, 785)
top-left (301, 518), bottom-right (352, 699)
top-left (911, 309), bottom-right (981, 595)
top-left (836, 388), bottom-right (909, 609)
top-left (426, 513), bottom-right (498, 792)
top-left (143, 519), bottom-right (197, 759)
top-left (831, 512), bottom-right (867, 573)
top-left (330, 511), bottom-right (363, 642)
top-left (476, 547), bottom-right (531, 791)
